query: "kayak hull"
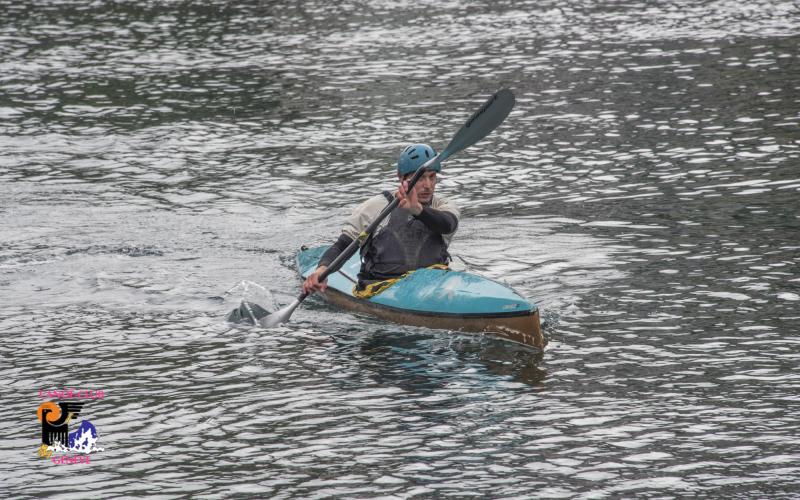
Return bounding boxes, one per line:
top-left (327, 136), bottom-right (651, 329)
top-left (321, 286), bottom-right (544, 347)
top-left (297, 245), bottom-right (545, 349)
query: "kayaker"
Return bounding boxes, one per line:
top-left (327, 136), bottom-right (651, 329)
top-left (302, 143), bottom-right (460, 295)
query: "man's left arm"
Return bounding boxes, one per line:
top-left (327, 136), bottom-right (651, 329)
top-left (415, 206), bottom-right (458, 235)
top-left (416, 197), bottom-right (459, 235)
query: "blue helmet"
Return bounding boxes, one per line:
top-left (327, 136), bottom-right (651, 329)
top-left (397, 143), bottom-right (440, 176)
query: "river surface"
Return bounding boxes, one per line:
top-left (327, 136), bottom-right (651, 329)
top-left (2, 0), bottom-right (799, 497)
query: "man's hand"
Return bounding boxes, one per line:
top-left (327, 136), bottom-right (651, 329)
top-left (397, 180), bottom-right (423, 216)
top-left (302, 266), bottom-right (329, 295)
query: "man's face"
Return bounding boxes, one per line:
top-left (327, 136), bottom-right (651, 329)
top-left (400, 170), bottom-right (437, 204)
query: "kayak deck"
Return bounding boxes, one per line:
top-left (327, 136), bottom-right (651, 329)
top-left (297, 245), bottom-right (545, 349)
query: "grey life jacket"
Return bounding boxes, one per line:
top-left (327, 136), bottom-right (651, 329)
top-left (360, 191), bottom-right (451, 281)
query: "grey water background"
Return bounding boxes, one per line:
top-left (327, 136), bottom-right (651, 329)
top-left (1, 0), bottom-right (799, 497)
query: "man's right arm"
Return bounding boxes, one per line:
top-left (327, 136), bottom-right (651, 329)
top-left (302, 195), bottom-right (387, 295)
top-left (319, 193), bottom-right (387, 268)
top-left (318, 233), bottom-right (355, 269)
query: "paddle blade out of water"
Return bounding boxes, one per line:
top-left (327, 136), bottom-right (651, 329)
top-left (439, 88), bottom-right (515, 161)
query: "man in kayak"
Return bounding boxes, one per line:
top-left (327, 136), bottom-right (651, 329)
top-left (302, 143), bottom-right (460, 295)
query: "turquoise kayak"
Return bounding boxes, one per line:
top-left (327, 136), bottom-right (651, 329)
top-left (297, 245), bottom-right (545, 348)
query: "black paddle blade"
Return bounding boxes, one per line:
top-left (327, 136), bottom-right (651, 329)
top-left (226, 300), bottom-right (271, 325)
top-left (440, 88), bottom-right (516, 161)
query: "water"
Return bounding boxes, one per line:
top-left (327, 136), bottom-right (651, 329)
top-left (2, 0), bottom-right (799, 497)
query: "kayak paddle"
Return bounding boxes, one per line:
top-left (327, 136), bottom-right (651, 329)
top-left (260, 88), bottom-right (516, 328)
